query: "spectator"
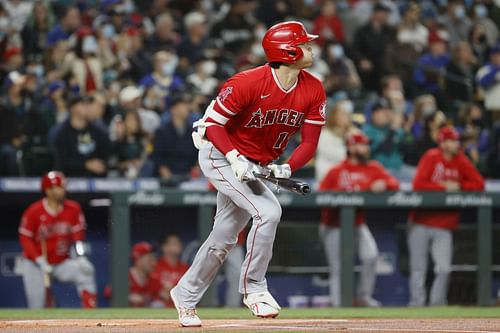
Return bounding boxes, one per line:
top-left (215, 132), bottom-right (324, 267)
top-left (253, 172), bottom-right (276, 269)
top-left (154, 234), bottom-right (189, 308)
top-left (140, 50), bottom-right (184, 112)
top-left (351, 2), bottom-right (395, 91)
top-left (117, 85), bottom-right (160, 138)
top-left (186, 57), bottom-right (219, 98)
top-left (319, 132), bottom-right (399, 307)
top-left (129, 241), bottom-right (162, 307)
top-left (1, 71), bottom-right (30, 119)
top-left (323, 42), bottom-right (361, 95)
top-left (46, 6), bottom-right (81, 47)
top-left (19, 171), bottom-right (97, 308)
top-left (414, 29), bottom-right (450, 99)
top-left (0, 91), bottom-right (21, 176)
top-left (457, 103), bottom-right (489, 171)
top-left (405, 110), bottom-right (447, 166)
top-left (476, 43), bottom-right (500, 123)
top-left (21, 1), bottom-right (55, 61)
top-left (312, 0), bottom-right (345, 46)
top-left (111, 110), bottom-right (148, 179)
top-left (63, 29), bottom-right (103, 94)
top-left (444, 41), bottom-right (477, 121)
top-left (177, 11), bottom-right (209, 69)
top-left (315, 99), bottom-right (354, 182)
top-left (487, 121), bottom-right (500, 178)
top-left (210, 0), bottom-right (256, 58)
top-left (39, 81), bottom-right (68, 131)
top-left (409, 94), bottom-right (438, 139)
top-left (396, 2), bottom-right (429, 53)
top-left (408, 127), bottom-right (484, 307)
top-left (119, 27), bottom-right (152, 82)
top-left (438, 0), bottom-right (472, 45)
top-left (468, 23), bottom-right (491, 64)
top-left (362, 98), bottom-right (405, 173)
top-left (3, 0), bottom-right (33, 31)
top-left (153, 94), bottom-right (198, 186)
top-left (53, 95), bottom-right (111, 177)
top-left (471, 2), bottom-right (499, 47)
top-left (2, 47), bottom-right (24, 74)
top-left (144, 13), bottom-right (180, 54)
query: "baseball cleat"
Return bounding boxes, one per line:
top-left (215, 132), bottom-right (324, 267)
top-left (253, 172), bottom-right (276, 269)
top-left (243, 291), bottom-right (281, 318)
top-left (170, 287), bottom-right (202, 327)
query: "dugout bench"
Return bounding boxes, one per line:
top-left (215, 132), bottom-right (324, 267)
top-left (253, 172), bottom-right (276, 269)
top-left (110, 191), bottom-right (499, 307)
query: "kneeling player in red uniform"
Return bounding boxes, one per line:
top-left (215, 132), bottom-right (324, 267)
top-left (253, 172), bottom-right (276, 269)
top-left (18, 171), bottom-right (97, 308)
top-left (319, 132), bottom-right (399, 307)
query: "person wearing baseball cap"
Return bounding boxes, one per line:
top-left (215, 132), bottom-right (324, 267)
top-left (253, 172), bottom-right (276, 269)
top-left (319, 132), bottom-right (399, 307)
top-left (129, 242), bottom-right (162, 307)
top-left (408, 126), bottom-right (484, 307)
top-left (476, 42), bottom-right (500, 122)
top-left (19, 171), bottom-right (97, 308)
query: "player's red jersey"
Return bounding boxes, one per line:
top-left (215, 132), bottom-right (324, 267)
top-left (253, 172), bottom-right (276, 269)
top-left (19, 199), bottom-right (86, 264)
top-left (210, 64), bottom-right (326, 165)
top-left (409, 148), bottom-right (484, 230)
top-left (128, 268), bottom-right (162, 307)
top-left (154, 258), bottom-right (189, 307)
top-left (319, 160), bottom-right (399, 227)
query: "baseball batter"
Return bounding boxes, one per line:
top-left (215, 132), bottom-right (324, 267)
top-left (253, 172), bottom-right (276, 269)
top-left (408, 127), bottom-right (484, 306)
top-left (170, 21), bottom-right (326, 327)
top-left (319, 132), bottom-right (399, 307)
top-left (18, 171), bottom-right (97, 308)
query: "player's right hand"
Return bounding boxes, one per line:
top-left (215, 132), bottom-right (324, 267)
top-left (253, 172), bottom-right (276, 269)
top-left (35, 256), bottom-right (53, 274)
top-left (225, 149), bottom-right (256, 182)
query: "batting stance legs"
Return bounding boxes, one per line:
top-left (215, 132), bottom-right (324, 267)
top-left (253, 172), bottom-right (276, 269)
top-left (172, 145), bottom-right (282, 324)
top-left (408, 223), bottom-right (452, 306)
top-left (21, 257), bottom-right (97, 308)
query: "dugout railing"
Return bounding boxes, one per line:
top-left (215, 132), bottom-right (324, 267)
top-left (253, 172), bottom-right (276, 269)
top-left (110, 191), bottom-right (498, 307)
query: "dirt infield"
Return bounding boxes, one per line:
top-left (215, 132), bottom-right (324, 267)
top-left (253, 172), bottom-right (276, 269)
top-left (1, 318), bottom-right (500, 333)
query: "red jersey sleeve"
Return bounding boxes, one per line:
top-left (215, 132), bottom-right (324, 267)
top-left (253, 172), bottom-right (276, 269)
top-left (287, 123), bottom-right (321, 172)
top-left (70, 203), bottom-right (86, 241)
top-left (413, 151), bottom-right (446, 191)
top-left (19, 207), bottom-right (41, 260)
top-left (303, 85), bottom-right (326, 127)
top-left (205, 74), bottom-right (250, 155)
top-left (371, 162), bottom-right (400, 191)
top-left (457, 154), bottom-right (485, 191)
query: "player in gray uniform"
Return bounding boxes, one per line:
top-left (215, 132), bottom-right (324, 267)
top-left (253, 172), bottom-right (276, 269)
top-left (170, 21), bottom-right (327, 327)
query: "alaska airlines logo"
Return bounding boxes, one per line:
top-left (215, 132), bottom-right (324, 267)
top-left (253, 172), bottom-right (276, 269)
top-left (245, 108), bottom-right (304, 128)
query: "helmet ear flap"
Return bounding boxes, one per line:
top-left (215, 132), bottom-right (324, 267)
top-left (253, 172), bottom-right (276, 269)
top-left (280, 44), bottom-right (304, 63)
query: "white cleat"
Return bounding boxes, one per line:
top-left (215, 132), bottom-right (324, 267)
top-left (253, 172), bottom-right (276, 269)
top-left (243, 291), bottom-right (281, 318)
top-left (170, 287), bottom-right (202, 327)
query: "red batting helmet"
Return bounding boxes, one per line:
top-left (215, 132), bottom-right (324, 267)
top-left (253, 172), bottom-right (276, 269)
top-left (41, 171), bottom-right (66, 192)
top-left (262, 21), bottom-right (318, 64)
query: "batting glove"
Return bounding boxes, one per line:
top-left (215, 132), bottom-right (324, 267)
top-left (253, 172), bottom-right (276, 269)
top-left (268, 163), bottom-right (292, 179)
top-left (35, 256), bottom-right (53, 274)
top-left (225, 149), bottom-right (256, 182)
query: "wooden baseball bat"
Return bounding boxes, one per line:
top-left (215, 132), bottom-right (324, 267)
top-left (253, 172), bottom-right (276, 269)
top-left (40, 239), bottom-right (55, 308)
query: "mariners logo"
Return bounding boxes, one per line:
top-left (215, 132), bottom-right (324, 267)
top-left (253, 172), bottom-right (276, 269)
top-left (319, 101), bottom-right (326, 119)
top-left (218, 86), bottom-right (233, 103)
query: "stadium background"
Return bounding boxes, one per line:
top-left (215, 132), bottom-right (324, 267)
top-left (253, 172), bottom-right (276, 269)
top-left (0, 0), bottom-right (500, 309)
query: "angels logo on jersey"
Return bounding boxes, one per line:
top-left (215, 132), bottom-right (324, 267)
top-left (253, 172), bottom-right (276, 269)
top-left (319, 101), bottom-right (326, 119)
top-left (218, 86), bottom-right (233, 103)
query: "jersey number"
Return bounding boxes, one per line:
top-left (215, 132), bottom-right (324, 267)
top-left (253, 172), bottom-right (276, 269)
top-left (273, 132), bottom-right (289, 150)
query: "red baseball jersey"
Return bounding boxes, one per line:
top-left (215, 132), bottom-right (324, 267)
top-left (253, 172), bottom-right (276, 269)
top-left (154, 258), bottom-right (189, 307)
top-left (19, 199), bottom-right (86, 264)
top-left (409, 148), bottom-right (484, 230)
top-left (128, 268), bottom-right (162, 307)
top-left (210, 64), bottom-right (326, 165)
top-left (319, 160), bottom-right (400, 227)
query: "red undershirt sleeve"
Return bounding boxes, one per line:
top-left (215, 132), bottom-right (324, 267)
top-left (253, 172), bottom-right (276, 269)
top-left (287, 123), bottom-right (322, 172)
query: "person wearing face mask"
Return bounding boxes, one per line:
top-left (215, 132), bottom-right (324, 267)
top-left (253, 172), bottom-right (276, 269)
top-left (471, 2), bottom-right (499, 46)
top-left (319, 132), bottom-right (400, 307)
top-left (186, 57), bottom-right (219, 97)
top-left (438, 0), bottom-right (472, 45)
top-left (139, 50), bottom-right (185, 110)
top-left (324, 43), bottom-right (361, 95)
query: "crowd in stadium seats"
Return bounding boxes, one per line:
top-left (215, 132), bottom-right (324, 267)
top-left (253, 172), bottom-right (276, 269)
top-left (0, 0), bottom-right (499, 181)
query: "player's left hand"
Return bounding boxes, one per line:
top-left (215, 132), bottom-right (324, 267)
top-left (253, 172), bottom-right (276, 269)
top-left (76, 256), bottom-right (95, 275)
top-left (268, 163), bottom-right (292, 179)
